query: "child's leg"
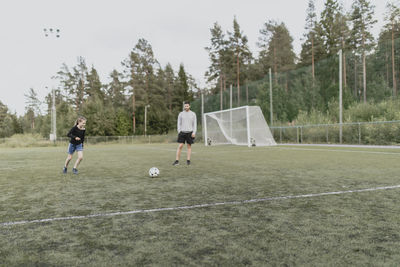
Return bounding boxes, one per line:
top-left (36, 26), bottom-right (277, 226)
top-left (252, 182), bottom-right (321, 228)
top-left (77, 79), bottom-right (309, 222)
top-left (64, 154), bottom-right (73, 167)
top-left (73, 151), bottom-right (83, 169)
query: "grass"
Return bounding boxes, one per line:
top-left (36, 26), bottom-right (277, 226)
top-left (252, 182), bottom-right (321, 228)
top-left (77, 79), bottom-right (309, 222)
top-left (2, 143), bottom-right (400, 266)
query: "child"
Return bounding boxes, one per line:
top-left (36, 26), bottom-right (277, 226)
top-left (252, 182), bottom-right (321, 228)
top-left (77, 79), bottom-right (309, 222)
top-left (63, 116), bottom-right (86, 174)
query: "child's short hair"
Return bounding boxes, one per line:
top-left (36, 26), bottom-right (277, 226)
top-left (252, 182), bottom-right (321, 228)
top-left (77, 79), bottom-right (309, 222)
top-left (75, 116), bottom-right (87, 125)
top-left (184, 101), bottom-right (190, 105)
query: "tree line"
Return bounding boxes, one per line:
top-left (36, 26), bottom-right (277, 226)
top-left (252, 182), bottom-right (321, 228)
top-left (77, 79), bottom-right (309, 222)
top-left (1, 0), bottom-right (400, 138)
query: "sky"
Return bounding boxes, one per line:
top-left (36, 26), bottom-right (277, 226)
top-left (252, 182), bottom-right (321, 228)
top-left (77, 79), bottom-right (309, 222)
top-left (0, 0), bottom-right (388, 115)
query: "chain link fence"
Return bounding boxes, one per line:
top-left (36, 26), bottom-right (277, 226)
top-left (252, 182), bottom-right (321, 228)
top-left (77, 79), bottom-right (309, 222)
top-left (271, 120), bottom-right (400, 145)
top-left (2, 121), bottom-right (400, 146)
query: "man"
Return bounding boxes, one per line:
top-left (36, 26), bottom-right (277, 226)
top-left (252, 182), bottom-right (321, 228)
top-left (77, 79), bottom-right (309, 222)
top-left (173, 101), bottom-right (197, 166)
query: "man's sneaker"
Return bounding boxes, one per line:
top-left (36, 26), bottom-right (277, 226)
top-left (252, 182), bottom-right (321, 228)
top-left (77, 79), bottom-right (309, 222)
top-left (72, 168), bottom-right (78, 175)
top-left (187, 160), bottom-right (191, 165)
top-left (62, 167), bottom-right (67, 174)
top-left (172, 160), bottom-right (179, 166)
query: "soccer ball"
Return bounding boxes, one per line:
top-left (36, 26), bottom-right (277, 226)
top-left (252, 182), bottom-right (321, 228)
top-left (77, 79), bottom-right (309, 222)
top-left (149, 167), bottom-right (160, 178)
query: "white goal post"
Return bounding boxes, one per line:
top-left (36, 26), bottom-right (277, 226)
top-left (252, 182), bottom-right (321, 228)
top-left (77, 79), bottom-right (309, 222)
top-left (203, 105), bottom-right (276, 147)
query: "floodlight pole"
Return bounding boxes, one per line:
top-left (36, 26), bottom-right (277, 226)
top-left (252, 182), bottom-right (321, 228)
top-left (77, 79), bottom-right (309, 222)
top-left (144, 104), bottom-right (150, 136)
top-left (338, 49), bottom-right (343, 144)
top-left (44, 28), bottom-right (60, 142)
top-left (246, 106), bottom-right (251, 147)
top-left (52, 88), bottom-right (56, 142)
top-left (230, 84), bottom-right (233, 138)
top-left (201, 91), bottom-right (204, 142)
top-left (269, 68), bottom-right (273, 126)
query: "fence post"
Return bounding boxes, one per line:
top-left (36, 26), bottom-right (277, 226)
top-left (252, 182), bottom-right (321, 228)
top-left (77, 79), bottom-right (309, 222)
top-left (296, 127), bottom-right (299, 143)
top-left (358, 123), bottom-right (361, 144)
top-left (280, 127), bottom-right (282, 143)
top-left (326, 126), bottom-right (329, 143)
top-left (300, 126), bottom-right (303, 143)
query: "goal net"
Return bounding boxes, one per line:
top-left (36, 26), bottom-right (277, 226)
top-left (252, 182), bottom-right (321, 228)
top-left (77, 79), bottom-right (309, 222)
top-left (203, 106), bottom-right (276, 147)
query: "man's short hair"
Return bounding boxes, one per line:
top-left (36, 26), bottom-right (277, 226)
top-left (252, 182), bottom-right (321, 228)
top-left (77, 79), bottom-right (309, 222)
top-left (184, 101), bottom-right (190, 105)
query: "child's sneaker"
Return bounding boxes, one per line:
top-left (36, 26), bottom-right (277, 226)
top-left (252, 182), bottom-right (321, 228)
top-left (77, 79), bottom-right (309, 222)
top-left (187, 160), bottom-right (191, 165)
top-left (72, 168), bottom-right (78, 175)
top-left (172, 160), bottom-right (179, 166)
top-left (62, 167), bottom-right (67, 174)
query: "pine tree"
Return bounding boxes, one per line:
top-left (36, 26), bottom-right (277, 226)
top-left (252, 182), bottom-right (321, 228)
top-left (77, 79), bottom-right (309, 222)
top-left (57, 57), bottom-right (88, 112)
top-left (302, 0), bottom-right (318, 79)
top-left (24, 88), bottom-right (42, 129)
top-left (205, 22), bottom-right (228, 109)
top-left (320, 0), bottom-right (344, 55)
top-left (228, 16), bottom-right (252, 106)
top-left (107, 69), bottom-right (126, 108)
top-left (164, 63), bottom-right (175, 111)
top-left (258, 20), bottom-right (296, 88)
top-left (86, 66), bottom-right (104, 100)
top-left (384, 1), bottom-right (400, 96)
top-left (350, 0), bottom-right (377, 103)
top-left (122, 38), bottom-right (158, 134)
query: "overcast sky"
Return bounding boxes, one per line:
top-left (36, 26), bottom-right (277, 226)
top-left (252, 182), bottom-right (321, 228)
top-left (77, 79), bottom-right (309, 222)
top-left (0, 0), bottom-right (387, 115)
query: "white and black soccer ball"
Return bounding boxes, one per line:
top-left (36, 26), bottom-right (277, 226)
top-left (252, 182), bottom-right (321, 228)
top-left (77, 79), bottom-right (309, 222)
top-left (149, 167), bottom-right (160, 178)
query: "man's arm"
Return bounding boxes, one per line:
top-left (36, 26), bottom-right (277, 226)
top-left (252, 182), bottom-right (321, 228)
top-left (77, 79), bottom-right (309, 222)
top-left (192, 113), bottom-right (197, 136)
top-left (177, 113), bottom-right (182, 133)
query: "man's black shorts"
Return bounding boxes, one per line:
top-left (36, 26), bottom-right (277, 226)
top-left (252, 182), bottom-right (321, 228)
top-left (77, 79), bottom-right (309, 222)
top-left (177, 132), bottom-right (195, 144)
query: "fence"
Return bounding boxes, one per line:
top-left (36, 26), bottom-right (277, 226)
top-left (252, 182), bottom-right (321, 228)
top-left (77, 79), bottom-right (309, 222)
top-left (271, 120), bottom-right (400, 145)
top-left (2, 121), bottom-right (400, 146)
top-left (0, 133), bottom-right (201, 147)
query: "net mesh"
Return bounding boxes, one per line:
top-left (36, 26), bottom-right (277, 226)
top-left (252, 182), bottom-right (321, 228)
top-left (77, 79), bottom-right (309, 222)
top-left (204, 106), bottom-right (276, 146)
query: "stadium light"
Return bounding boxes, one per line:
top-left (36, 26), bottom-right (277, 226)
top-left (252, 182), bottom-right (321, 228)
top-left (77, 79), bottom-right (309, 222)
top-left (269, 68), bottom-right (273, 126)
top-left (125, 85), bottom-right (135, 134)
top-left (44, 27), bottom-right (61, 142)
top-left (144, 105), bottom-right (150, 136)
top-left (338, 49), bottom-right (343, 144)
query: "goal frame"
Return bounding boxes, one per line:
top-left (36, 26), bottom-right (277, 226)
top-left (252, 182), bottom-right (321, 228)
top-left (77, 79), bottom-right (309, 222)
top-left (203, 105), bottom-right (275, 147)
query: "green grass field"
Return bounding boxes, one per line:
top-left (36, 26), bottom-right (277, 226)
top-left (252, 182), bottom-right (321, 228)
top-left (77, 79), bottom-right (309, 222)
top-left (2, 143), bottom-right (400, 266)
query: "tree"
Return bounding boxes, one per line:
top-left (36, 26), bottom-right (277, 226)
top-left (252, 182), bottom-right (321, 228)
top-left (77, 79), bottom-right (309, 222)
top-left (302, 0), bottom-right (318, 79)
top-left (107, 69), bottom-right (127, 108)
top-left (228, 16), bottom-right (252, 105)
top-left (57, 57), bottom-right (88, 112)
top-left (24, 88), bottom-right (42, 130)
top-left (122, 38), bottom-right (158, 134)
top-left (164, 63), bottom-right (175, 111)
top-left (0, 101), bottom-right (14, 137)
top-left (258, 20), bottom-right (296, 89)
top-left (175, 64), bottom-right (192, 105)
top-left (205, 22), bottom-right (229, 109)
top-left (86, 66), bottom-right (104, 100)
top-left (320, 0), bottom-right (343, 56)
top-left (384, 1), bottom-right (400, 96)
top-left (350, 0), bottom-right (377, 103)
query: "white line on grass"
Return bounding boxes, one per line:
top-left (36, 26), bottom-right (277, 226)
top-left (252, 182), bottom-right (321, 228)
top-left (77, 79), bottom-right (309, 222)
top-left (2, 184), bottom-right (400, 227)
top-left (275, 146), bottom-right (400, 155)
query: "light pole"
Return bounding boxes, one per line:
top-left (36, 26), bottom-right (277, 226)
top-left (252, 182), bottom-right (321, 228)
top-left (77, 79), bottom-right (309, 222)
top-left (125, 85), bottom-right (135, 134)
top-left (44, 28), bottom-right (60, 142)
top-left (269, 68), bottom-right (273, 126)
top-left (338, 49), bottom-right (343, 144)
top-left (51, 88), bottom-right (57, 142)
top-left (144, 105), bottom-right (150, 136)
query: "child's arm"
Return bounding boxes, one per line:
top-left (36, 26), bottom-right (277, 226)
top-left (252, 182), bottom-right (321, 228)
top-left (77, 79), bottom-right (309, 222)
top-left (67, 127), bottom-right (76, 139)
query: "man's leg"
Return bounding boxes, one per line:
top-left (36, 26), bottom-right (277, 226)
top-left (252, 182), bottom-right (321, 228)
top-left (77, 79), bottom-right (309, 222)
top-left (187, 144), bottom-right (191, 161)
top-left (176, 143), bottom-right (184, 160)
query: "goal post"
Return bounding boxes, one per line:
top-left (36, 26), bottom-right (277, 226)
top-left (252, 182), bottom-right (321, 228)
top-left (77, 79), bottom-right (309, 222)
top-left (203, 105), bottom-right (276, 147)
